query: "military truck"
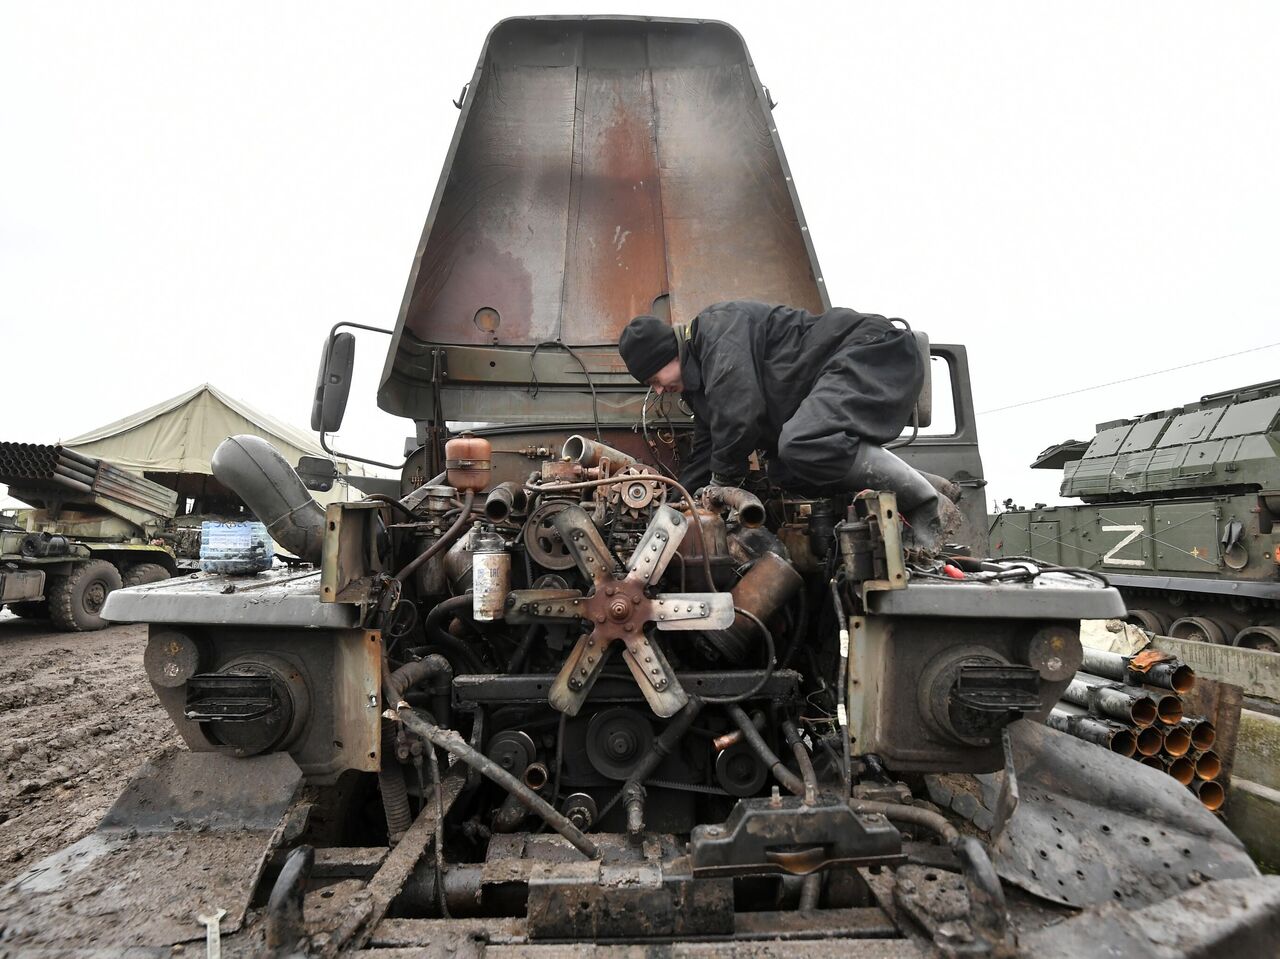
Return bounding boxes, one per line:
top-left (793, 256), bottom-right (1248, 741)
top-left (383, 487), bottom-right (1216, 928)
top-left (0, 442), bottom-right (180, 630)
top-left (990, 379), bottom-right (1280, 652)
top-left (3, 17), bottom-right (1274, 957)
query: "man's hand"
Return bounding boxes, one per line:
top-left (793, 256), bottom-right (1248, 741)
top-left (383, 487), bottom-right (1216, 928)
top-left (709, 472), bottom-right (746, 488)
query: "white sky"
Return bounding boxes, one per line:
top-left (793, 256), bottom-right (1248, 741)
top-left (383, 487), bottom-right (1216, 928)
top-left (2, 2), bottom-right (1278, 513)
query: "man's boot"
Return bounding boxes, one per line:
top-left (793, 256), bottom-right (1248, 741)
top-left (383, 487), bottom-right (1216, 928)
top-left (843, 444), bottom-right (962, 554)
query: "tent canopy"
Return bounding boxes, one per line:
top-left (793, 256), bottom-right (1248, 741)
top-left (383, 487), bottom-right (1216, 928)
top-left (62, 384), bottom-right (358, 478)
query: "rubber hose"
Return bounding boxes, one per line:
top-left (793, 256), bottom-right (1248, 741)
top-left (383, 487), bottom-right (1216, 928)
top-left (849, 799), bottom-right (960, 845)
top-left (728, 704), bottom-right (805, 797)
top-left (396, 489), bottom-right (475, 583)
top-left (379, 722), bottom-right (412, 843)
top-left (781, 718), bottom-right (818, 804)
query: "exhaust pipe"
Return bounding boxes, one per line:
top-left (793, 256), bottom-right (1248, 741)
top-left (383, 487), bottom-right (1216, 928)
top-left (562, 435), bottom-right (637, 469)
top-left (212, 435), bottom-right (326, 564)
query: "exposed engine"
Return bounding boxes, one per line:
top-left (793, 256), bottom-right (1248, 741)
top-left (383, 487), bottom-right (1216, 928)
top-left (105, 428), bottom-right (1160, 949)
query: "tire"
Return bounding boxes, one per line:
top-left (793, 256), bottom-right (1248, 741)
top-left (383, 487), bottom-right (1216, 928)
top-left (6, 600), bottom-right (49, 619)
top-left (122, 562), bottom-right (170, 588)
top-left (48, 560), bottom-right (123, 632)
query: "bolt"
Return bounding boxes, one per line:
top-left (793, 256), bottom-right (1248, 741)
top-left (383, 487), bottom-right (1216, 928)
top-left (606, 587), bottom-right (616, 596)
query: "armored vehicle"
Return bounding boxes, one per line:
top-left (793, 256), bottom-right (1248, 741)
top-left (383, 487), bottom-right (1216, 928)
top-left (990, 379), bottom-right (1280, 651)
top-left (3, 16), bottom-right (1275, 958)
top-left (0, 442), bottom-right (180, 630)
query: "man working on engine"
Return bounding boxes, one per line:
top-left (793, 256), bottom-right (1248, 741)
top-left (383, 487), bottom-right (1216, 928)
top-left (618, 301), bottom-right (959, 553)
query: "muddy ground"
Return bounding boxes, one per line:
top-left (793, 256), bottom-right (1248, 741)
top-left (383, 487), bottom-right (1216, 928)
top-left (0, 612), bottom-right (179, 885)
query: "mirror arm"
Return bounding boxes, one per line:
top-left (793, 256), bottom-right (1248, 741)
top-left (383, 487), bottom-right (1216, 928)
top-left (319, 430), bottom-right (418, 473)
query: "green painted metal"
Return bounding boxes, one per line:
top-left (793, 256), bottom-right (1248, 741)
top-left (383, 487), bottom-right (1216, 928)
top-left (991, 379), bottom-right (1280, 644)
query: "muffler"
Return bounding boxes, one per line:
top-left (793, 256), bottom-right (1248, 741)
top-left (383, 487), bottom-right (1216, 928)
top-left (211, 435), bottom-right (326, 564)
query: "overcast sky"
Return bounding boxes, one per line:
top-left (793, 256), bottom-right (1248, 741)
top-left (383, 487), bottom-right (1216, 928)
top-left (2, 2), bottom-right (1277, 512)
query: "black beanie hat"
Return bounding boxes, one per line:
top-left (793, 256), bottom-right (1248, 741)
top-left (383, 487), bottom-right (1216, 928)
top-left (619, 314), bottom-right (678, 382)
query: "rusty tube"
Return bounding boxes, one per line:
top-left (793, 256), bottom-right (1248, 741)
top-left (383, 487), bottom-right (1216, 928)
top-left (1193, 750), bottom-right (1222, 781)
top-left (1139, 756), bottom-right (1164, 769)
top-left (1161, 725), bottom-right (1192, 758)
top-left (1167, 755), bottom-right (1196, 785)
top-left (1153, 694), bottom-right (1183, 726)
top-left (1080, 647), bottom-right (1195, 694)
top-left (483, 481), bottom-right (529, 522)
top-left (1179, 717), bottom-right (1216, 752)
top-left (1048, 706), bottom-right (1138, 757)
top-left (1063, 675), bottom-right (1158, 728)
top-left (714, 710), bottom-right (765, 751)
top-left (1131, 725), bottom-right (1162, 757)
top-left (1190, 779), bottom-right (1225, 811)
top-left (703, 552), bottom-right (803, 664)
top-left (523, 762), bottom-right (550, 791)
top-left (704, 486), bottom-right (765, 528)
top-left (561, 435), bottom-right (637, 469)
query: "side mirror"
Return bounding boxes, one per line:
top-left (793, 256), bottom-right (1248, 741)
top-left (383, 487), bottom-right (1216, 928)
top-left (296, 455), bottom-right (339, 492)
top-left (311, 332), bottom-right (356, 433)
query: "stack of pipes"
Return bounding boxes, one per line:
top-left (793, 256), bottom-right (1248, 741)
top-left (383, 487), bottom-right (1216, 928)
top-left (0, 442), bottom-right (177, 518)
top-left (1048, 647), bottom-right (1223, 811)
top-left (0, 442), bottom-right (101, 497)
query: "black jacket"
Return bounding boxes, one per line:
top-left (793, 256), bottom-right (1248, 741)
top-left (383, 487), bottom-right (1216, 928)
top-left (679, 301), bottom-right (923, 491)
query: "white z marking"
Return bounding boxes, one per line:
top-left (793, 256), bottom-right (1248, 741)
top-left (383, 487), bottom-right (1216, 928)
top-left (1101, 524), bottom-right (1145, 567)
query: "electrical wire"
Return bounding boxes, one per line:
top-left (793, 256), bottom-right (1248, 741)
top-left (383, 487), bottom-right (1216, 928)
top-left (980, 341), bottom-right (1280, 415)
top-left (528, 341), bottom-right (603, 441)
top-left (697, 608), bottom-right (776, 705)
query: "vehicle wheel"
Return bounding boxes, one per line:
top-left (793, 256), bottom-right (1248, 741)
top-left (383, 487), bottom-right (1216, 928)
top-left (6, 600), bottom-right (49, 619)
top-left (1123, 609), bottom-right (1169, 634)
top-left (122, 562), bottom-right (170, 588)
top-left (1232, 625), bottom-right (1280, 654)
top-left (1168, 616), bottom-right (1228, 646)
top-left (48, 560), bottom-right (123, 632)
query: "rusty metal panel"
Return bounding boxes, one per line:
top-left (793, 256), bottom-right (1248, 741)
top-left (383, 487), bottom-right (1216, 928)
top-left (403, 64), bottom-right (577, 348)
top-left (379, 17), bottom-right (827, 421)
top-left (650, 61), bottom-right (822, 325)
top-left (333, 628), bottom-right (383, 775)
